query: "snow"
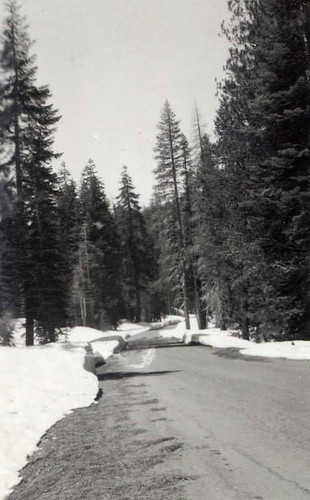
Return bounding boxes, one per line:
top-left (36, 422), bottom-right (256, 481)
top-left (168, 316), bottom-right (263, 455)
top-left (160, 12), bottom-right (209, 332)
top-left (0, 343), bottom-right (98, 500)
top-left (195, 329), bottom-right (310, 360)
top-left (68, 325), bottom-right (130, 343)
top-left (166, 318), bottom-right (310, 360)
top-left (147, 315), bottom-right (183, 332)
top-left (0, 319), bottom-right (155, 500)
top-left (66, 325), bottom-right (109, 344)
top-left (196, 327), bottom-right (252, 349)
top-left (158, 315), bottom-right (189, 340)
top-left (117, 321), bottom-right (148, 334)
top-left (242, 341), bottom-right (310, 360)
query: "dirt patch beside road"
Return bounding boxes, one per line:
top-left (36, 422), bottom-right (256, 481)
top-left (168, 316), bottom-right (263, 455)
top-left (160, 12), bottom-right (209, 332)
top-left (7, 366), bottom-right (192, 500)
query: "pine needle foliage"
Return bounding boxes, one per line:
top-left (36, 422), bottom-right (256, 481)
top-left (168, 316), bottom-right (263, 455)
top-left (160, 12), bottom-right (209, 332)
top-left (0, 0), bottom-right (68, 344)
top-left (77, 160), bottom-right (123, 329)
top-left (153, 101), bottom-right (191, 328)
top-left (215, 0), bottom-right (310, 339)
top-left (116, 166), bottom-right (156, 322)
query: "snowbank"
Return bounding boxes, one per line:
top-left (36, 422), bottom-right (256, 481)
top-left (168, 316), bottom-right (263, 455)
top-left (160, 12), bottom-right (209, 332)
top-left (148, 315), bottom-right (182, 332)
top-left (242, 340), bottom-right (310, 360)
top-left (194, 329), bottom-right (252, 349)
top-left (0, 343), bottom-right (98, 500)
top-left (68, 325), bottom-right (134, 344)
top-left (117, 321), bottom-right (149, 336)
top-left (155, 315), bottom-right (185, 340)
top-left (188, 325), bottom-right (310, 361)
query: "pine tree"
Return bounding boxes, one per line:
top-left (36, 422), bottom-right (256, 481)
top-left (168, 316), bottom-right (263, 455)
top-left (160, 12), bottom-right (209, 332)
top-left (192, 120), bottom-right (226, 329)
top-left (0, 178), bottom-right (20, 318)
top-left (153, 101), bottom-right (191, 329)
top-left (116, 166), bottom-right (155, 322)
top-left (213, 0), bottom-right (266, 339)
top-left (243, 0), bottom-right (310, 339)
top-left (0, 173), bottom-right (16, 346)
top-left (215, 0), bottom-right (310, 339)
top-left (179, 129), bottom-right (207, 329)
top-left (78, 160), bottom-right (123, 329)
top-left (56, 163), bottom-right (80, 324)
top-left (0, 0), bottom-right (67, 344)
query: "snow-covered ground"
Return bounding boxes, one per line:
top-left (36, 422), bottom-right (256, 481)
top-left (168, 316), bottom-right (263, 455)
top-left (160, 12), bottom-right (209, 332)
top-left (0, 319), bottom-right (157, 500)
top-left (196, 329), bottom-right (310, 359)
top-left (160, 316), bottom-right (310, 361)
top-left (0, 342), bottom-right (97, 500)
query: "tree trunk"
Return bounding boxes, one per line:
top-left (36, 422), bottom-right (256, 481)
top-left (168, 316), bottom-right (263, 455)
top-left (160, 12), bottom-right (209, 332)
top-left (48, 326), bottom-right (56, 343)
top-left (240, 289), bottom-right (250, 340)
top-left (167, 112), bottom-right (191, 330)
top-left (192, 264), bottom-right (207, 329)
top-left (220, 314), bottom-right (227, 331)
top-left (182, 276), bottom-right (190, 330)
top-left (79, 292), bottom-right (86, 326)
top-left (25, 313), bottom-right (34, 346)
top-left (195, 290), bottom-right (207, 329)
top-left (135, 285), bottom-right (141, 323)
top-left (241, 317), bottom-right (250, 340)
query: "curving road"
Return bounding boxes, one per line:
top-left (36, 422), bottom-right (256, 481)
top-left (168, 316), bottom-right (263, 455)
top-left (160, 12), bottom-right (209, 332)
top-left (98, 327), bottom-right (310, 499)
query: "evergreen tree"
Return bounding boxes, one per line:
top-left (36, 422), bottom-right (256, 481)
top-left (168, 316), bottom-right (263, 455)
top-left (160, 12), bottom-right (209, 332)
top-left (0, 178), bottom-right (20, 318)
top-left (78, 160), bottom-right (123, 329)
top-left (214, 0), bottom-right (264, 339)
top-left (192, 122), bottom-right (226, 329)
top-left (0, 175), bottom-right (17, 345)
top-left (180, 128), bottom-right (207, 329)
top-left (153, 101), bottom-right (191, 329)
top-left (243, 0), bottom-right (310, 339)
top-left (56, 163), bottom-right (80, 324)
top-left (0, 0), bottom-right (67, 344)
top-left (116, 166), bottom-right (154, 322)
top-left (215, 0), bottom-right (310, 339)
top-left (142, 202), bottom-right (166, 321)
top-left (0, 312), bottom-right (14, 346)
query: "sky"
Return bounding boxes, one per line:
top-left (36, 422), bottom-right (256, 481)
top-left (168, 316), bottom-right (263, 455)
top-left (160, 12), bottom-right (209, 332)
top-left (2, 318), bottom-right (310, 499)
top-left (0, 0), bottom-right (231, 205)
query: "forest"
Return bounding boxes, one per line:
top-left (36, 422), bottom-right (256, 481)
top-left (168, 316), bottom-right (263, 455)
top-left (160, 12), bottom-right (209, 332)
top-left (0, 0), bottom-right (309, 346)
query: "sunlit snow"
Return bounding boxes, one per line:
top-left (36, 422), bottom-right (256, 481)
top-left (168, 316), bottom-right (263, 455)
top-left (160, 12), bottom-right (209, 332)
top-left (166, 319), bottom-right (310, 361)
top-left (0, 342), bottom-right (98, 500)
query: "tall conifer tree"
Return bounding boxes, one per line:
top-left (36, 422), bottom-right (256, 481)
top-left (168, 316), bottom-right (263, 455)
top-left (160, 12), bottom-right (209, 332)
top-left (116, 166), bottom-right (154, 322)
top-left (78, 160), bottom-right (123, 329)
top-left (57, 163), bottom-right (80, 324)
top-left (244, 0), bottom-right (310, 338)
top-left (179, 130), bottom-right (207, 329)
top-left (0, 0), bottom-right (67, 344)
top-left (154, 101), bottom-right (191, 329)
top-left (216, 0), bottom-right (310, 339)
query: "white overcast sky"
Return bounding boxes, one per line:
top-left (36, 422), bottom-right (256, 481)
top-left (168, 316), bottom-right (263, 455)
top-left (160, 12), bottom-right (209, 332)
top-left (0, 0), bottom-right (230, 205)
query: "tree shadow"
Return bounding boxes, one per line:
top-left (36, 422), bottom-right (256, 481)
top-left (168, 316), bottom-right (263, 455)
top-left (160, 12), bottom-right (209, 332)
top-left (97, 370), bottom-right (182, 381)
top-left (151, 343), bottom-right (191, 349)
top-left (126, 342), bottom-right (188, 350)
top-left (212, 347), bottom-right (271, 362)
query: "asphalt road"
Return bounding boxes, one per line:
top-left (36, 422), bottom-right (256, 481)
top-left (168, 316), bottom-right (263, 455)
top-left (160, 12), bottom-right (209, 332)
top-left (99, 328), bottom-right (310, 500)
